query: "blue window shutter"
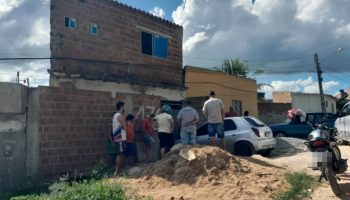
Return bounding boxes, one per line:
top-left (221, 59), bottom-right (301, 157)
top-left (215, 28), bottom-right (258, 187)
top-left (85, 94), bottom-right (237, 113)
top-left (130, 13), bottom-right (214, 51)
top-left (142, 32), bottom-right (152, 55)
top-left (69, 19), bottom-right (76, 28)
top-left (153, 35), bottom-right (168, 59)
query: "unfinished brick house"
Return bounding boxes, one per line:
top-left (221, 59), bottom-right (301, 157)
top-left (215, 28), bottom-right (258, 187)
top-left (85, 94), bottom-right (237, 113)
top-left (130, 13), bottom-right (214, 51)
top-left (49, 0), bottom-right (185, 100)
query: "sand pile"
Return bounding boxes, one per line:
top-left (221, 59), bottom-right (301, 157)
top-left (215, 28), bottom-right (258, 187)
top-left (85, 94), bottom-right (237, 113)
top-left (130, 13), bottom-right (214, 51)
top-left (119, 145), bottom-right (288, 200)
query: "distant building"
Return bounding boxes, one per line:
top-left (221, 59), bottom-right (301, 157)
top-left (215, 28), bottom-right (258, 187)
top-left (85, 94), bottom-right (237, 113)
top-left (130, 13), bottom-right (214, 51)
top-left (273, 92), bottom-right (337, 113)
top-left (49, 0), bottom-right (184, 100)
top-left (184, 66), bottom-right (258, 117)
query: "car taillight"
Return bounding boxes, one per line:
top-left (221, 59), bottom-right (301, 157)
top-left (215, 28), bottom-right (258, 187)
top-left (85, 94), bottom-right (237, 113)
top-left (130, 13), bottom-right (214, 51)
top-left (311, 140), bottom-right (326, 148)
top-left (252, 127), bottom-right (260, 137)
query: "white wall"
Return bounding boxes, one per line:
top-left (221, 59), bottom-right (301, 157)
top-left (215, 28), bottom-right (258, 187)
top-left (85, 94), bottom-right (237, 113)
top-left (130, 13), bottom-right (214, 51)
top-left (50, 77), bottom-right (185, 100)
top-left (292, 94), bottom-right (337, 113)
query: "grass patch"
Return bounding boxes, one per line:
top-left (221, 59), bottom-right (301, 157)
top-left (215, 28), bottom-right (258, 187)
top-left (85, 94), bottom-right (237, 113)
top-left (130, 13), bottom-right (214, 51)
top-left (10, 179), bottom-right (129, 200)
top-left (3, 161), bottom-right (116, 200)
top-left (274, 172), bottom-right (318, 200)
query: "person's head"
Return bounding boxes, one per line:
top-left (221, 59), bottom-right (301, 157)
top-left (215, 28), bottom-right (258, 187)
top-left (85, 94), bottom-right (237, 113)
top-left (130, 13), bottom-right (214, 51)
top-left (209, 91), bottom-right (215, 97)
top-left (161, 105), bottom-right (172, 113)
top-left (126, 114), bottom-right (135, 125)
top-left (182, 100), bottom-right (191, 107)
top-left (244, 110), bottom-right (249, 116)
top-left (116, 101), bottom-right (125, 113)
top-left (229, 106), bottom-right (233, 111)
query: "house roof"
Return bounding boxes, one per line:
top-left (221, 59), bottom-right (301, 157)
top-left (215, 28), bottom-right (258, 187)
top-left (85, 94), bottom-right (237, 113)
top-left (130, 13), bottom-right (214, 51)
top-left (273, 91), bottom-right (337, 100)
top-left (107, 0), bottom-right (182, 28)
top-left (184, 65), bottom-right (256, 82)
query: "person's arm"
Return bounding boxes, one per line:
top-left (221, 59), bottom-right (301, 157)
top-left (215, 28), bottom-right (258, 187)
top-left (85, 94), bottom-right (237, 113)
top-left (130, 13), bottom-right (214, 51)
top-left (186, 111), bottom-right (200, 126)
top-left (117, 115), bottom-right (126, 129)
top-left (220, 100), bottom-right (225, 122)
top-left (169, 115), bottom-right (174, 132)
top-left (202, 103), bottom-right (208, 118)
top-left (177, 110), bottom-right (182, 124)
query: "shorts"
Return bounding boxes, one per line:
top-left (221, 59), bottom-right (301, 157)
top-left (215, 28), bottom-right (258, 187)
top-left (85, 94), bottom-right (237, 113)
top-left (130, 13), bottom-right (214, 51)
top-left (126, 143), bottom-right (137, 157)
top-left (143, 134), bottom-right (156, 145)
top-left (114, 141), bottom-right (127, 156)
top-left (158, 132), bottom-right (174, 152)
top-left (208, 123), bottom-right (224, 139)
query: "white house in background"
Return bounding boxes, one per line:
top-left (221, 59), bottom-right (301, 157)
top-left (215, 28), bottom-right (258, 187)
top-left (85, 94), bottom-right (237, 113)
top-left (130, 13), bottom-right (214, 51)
top-left (273, 92), bottom-right (337, 113)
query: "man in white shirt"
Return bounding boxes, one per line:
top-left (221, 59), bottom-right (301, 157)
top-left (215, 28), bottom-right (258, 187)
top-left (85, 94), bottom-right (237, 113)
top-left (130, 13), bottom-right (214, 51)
top-left (202, 91), bottom-right (225, 149)
top-left (154, 105), bottom-right (174, 158)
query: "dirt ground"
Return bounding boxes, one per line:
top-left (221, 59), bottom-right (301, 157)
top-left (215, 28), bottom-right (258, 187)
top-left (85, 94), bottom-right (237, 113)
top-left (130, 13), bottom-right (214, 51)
top-left (109, 144), bottom-right (349, 200)
top-left (110, 145), bottom-right (289, 200)
top-left (253, 146), bottom-right (350, 200)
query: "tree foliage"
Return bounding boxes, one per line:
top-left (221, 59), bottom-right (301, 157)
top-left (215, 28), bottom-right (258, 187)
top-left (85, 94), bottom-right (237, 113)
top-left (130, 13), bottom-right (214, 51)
top-left (215, 58), bottom-right (272, 91)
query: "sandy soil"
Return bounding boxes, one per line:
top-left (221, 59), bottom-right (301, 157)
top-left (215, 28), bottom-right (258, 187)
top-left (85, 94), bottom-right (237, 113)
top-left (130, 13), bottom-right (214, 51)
top-left (253, 146), bottom-right (350, 200)
top-left (110, 145), bottom-right (289, 200)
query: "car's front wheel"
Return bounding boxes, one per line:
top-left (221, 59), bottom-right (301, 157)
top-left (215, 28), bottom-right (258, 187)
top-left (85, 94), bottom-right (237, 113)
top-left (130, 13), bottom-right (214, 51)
top-left (233, 142), bottom-right (254, 157)
top-left (259, 149), bottom-right (272, 157)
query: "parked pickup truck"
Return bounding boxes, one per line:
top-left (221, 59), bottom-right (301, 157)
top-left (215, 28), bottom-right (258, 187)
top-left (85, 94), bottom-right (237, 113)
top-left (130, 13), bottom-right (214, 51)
top-left (270, 113), bottom-right (336, 138)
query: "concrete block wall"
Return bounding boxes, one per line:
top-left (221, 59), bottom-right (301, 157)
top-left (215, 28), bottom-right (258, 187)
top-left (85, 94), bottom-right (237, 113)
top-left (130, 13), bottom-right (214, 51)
top-left (50, 0), bottom-right (183, 88)
top-left (37, 86), bottom-right (114, 177)
top-left (0, 83), bottom-right (28, 195)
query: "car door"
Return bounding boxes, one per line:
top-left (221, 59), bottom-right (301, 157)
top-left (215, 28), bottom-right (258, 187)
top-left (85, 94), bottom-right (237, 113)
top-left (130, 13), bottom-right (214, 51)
top-left (342, 104), bottom-right (350, 141)
top-left (289, 121), bottom-right (313, 138)
top-left (223, 119), bottom-right (240, 149)
top-left (336, 104), bottom-right (349, 139)
top-left (196, 123), bottom-right (211, 145)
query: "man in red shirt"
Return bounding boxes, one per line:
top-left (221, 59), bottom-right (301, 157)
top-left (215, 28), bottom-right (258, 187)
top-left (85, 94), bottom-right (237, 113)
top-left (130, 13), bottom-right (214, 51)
top-left (141, 114), bottom-right (157, 161)
top-left (225, 106), bottom-right (236, 117)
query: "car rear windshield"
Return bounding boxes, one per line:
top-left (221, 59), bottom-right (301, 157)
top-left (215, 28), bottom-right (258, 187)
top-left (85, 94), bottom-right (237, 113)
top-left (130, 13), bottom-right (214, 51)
top-left (244, 117), bottom-right (266, 127)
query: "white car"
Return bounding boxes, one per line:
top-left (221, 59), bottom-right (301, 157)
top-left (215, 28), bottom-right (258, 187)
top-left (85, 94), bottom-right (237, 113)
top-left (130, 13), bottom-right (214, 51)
top-left (195, 116), bottom-right (276, 156)
top-left (334, 102), bottom-right (350, 144)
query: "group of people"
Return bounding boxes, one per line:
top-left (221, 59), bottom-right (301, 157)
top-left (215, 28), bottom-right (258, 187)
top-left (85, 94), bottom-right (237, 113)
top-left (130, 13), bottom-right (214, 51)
top-left (110, 91), bottom-right (243, 175)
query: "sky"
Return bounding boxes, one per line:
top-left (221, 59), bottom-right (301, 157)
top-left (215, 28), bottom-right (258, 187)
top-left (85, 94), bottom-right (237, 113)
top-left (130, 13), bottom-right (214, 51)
top-left (0, 0), bottom-right (350, 99)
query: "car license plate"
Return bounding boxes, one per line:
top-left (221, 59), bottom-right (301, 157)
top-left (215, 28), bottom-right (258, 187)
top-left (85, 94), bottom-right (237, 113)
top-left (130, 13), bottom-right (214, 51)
top-left (265, 132), bottom-right (271, 137)
top-left (308, 152), bottom-right (332, 168)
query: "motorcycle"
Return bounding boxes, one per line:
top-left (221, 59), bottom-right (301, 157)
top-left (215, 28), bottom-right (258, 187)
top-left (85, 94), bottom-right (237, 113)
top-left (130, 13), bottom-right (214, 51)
top-left (304, 124), bottom-right (348, 195)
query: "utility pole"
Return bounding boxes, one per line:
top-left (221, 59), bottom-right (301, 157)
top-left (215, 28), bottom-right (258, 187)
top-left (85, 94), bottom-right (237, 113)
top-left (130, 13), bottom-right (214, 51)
top-left (16, 71), bottom-right (19, 83)
top-left (314, 53), bottom-right (326, 114)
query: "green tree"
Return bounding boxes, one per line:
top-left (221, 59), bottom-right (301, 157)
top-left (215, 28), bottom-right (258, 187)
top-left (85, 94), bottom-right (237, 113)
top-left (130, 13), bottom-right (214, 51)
top-left (216, 58), bottom-right (249, 77)
top-left (215, 58), bottom-right (272, 91)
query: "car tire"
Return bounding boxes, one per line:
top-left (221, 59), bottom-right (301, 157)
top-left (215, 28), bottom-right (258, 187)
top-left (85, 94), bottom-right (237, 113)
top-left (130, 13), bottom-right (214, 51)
top-left (259, 149), bottom-right (272, 157)
top-left (234, 142), bottom-right (254, 157)
top-left (274, 131), bottom-right (286, 137)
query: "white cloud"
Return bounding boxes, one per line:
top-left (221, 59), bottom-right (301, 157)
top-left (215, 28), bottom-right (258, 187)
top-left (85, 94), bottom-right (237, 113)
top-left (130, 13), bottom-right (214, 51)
top-left (261, 76), bottom-right (340, 99)
top-left (173, 0), bottom-right (350, 74)
top-left (183, 32), bottom-right (208, 53)
top-left (0, 0), bottom-right (24, 18)
top-left (149, 6), bottom-right (165, 18)
top-left (22, 17), bottom-right (49, 46)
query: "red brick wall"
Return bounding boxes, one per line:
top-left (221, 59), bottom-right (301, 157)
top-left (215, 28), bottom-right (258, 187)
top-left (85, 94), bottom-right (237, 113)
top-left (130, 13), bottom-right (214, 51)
top-left (50, 0), bottom-right (183, 88)
top-left (37, 86), bottom-right (114, 177)
top-left (37, 87), bottom-right (163, 177)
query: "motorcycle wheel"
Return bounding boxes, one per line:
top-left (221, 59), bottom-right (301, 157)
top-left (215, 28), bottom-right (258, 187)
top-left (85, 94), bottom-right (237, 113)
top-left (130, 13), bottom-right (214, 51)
top-left (325, 167), bottom-right (341, 195)
top-left (330, 145), bottom-right (342, 172)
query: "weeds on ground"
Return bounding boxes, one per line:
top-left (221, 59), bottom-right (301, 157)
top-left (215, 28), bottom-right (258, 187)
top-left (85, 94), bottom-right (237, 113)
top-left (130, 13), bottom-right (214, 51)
top-left (11, 179), bottom-right (127, 200)
top-left (5, 161), bottom-right (115, 200)
top-left (273, 172), bottom-right (318, 200)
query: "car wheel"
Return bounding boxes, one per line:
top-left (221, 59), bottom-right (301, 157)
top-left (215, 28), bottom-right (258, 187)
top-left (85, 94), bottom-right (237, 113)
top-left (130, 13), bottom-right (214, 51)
top-left (274, 131), bottom-right (286, 137)
top-left (259, 149), bottom-right (272, 157)
top-left (234, 142), bottom-right (254, 157)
